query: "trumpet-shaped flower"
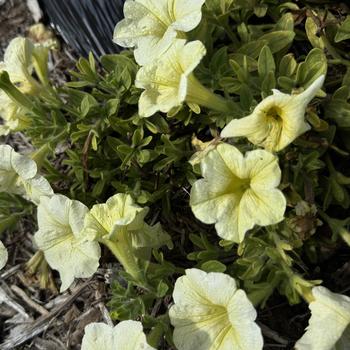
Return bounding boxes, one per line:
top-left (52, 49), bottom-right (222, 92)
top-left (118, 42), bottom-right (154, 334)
top-left (34, 195), bottom-right (101, 292)
top-left (136, 39), bottom-right (231, 118)
top-left (190, 143), bottom-right (286, 243)
top-left (221, 75), bottom-right (325, 152)
top-left (0, 144), bottom-right (53, 204)
top-left (295, 286), bottom-right (350, 350)
top-left (84, 193), bottom-right (171, 248)
top-left (84, 193), bottom-right (171, 281)
top-left (0, 241), bottom-right (8, 270)
top-left (113, 0), bottom-right (205, 65)
top-left (81, 321), bottom-right (156, 350)
top-left (169, 268), bottom-right (263, 350)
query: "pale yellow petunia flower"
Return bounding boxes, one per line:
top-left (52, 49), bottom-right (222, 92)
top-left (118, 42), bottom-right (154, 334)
top-left (34, 195), bottom-right (101, 292)
top-left (113, 0), bottom-right (205, 65)
top-left (81, 321), bottom-right (156, 350)
top-left (221, 75), bottom-right (325, 152)
top-left (190, 143), bottom-right (286, 243)
top-left (83, 193), bottom-right (172, 283)
top-left (169, 268), bottom-right (263, 350)
top-left (136, 39), bottom-right (231, 118)
top-left (295, 286), bottom-right (350, 350)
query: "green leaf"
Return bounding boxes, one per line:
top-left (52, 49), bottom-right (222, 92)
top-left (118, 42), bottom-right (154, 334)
top-left (305, 17), bottom-right (324, 49)
top-left (335, 16), bottom-right (350, 42)
top-left (296, 48), bottom-right (327, 88)
top-left (258, 46), bottom-right (275, 79)
top-left (238, 31), bottom-right (295, 58)
top-left (279, 54), bottom-right (297, 77)
top-left (80, 94), bottom-right (97, 118)
top-left (200, 260), bottom-right (227, 273)
top-left (259, 31), bottom-right (295, 53)
top-left (275, 13), bottom-right (294, 32)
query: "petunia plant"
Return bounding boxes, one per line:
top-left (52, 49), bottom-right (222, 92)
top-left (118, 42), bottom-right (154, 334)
top-left (1, 1), bottom-right (350, 349)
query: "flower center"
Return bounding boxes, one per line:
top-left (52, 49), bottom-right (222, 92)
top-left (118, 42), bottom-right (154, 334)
top-left (227, 177), bottom-right (251, 196)
top-left (263, 106), bottom-right (284, 150)
top-left (266, 106), bottom-right (283, 121)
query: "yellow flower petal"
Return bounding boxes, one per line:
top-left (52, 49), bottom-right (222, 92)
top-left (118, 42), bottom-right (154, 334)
top-left (81, 321), bottom-right (156, 350)
top-left (190, 143), bottom-right (286, 243)
top-left (169, 268), bottom-right (263, 350)
top-left (295, 286), bottom-right (350, 350)
top-left (221, 75), bottom-right (325, 152)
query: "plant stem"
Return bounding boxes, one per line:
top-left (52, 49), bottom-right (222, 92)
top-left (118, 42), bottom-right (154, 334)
top-left (102, 232), bottom-right (145, 285)
top-left (187, 75), bottom-right (235, 114)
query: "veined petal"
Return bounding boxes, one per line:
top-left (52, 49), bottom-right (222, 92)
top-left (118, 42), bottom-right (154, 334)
top-left (216, 205), bottom-right (246, 242)
top-left (3, 37), bottom-right (33, 85)
top-left (169, 269), bottom-right (263, 350)
top-left (171, 0), bottom-right (206, 32)
top-left (226, 289), bottom-right (263, 350)
top-left (0, 241), bottom-right (8, 270)
top-left (173, 269), bottom-right (238, 306)
top-left (202, 143), bottom-right (245, 180)
top-left (114, 1), bottom-right (167, 48)
top-left (239, 189), bottom-right (286, 228)
top-left (295, 75), bottom-right (326, 107)
top-left (246, 150), bottom-right (281, 189)
top-left (295, 286), bottom-right (350, 350)
top-left (221, 112), bottom-right (267, 141)
top-left (133, 27), bottom-right (177, 66)
top-left (190, 179), bottom-right (241, 226)
top-left (178, 39), bottom-right (207, 76)
top-left (81, 321), bottom-right (156, 350)
top-left (138, 88), bottom-right (162, 118)
top-left (22, 174), bottom-right (54, 205)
